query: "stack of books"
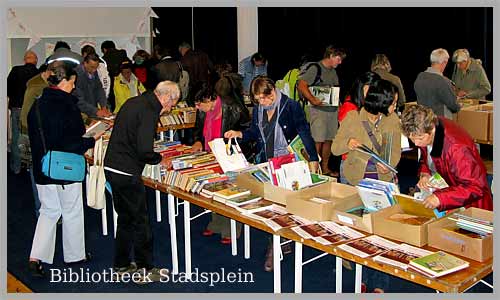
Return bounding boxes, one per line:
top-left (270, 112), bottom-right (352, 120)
top-left (159, 107), bottom-right (197, 126)
top-left (268, 154), bottom-right (314, 190)
top-left (212, 186), bottom-right (251, 203)
top-left (408, 251), bottom-right (470, 278)
top-left (448, 213), bottom-right (493, 236)
top-left (355, 178), bottom-right (399, 213)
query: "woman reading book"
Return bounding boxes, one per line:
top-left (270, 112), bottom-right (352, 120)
top-left (332, 78), bottom-right (401, 186)
top-left (192, 78), bottom-right (250, 245)
top-left (224, 75), bottom-right (319, 272)
top-left (400, 104), bottom-right (492, 211)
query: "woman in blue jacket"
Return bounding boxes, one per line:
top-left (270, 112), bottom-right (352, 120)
top-left (224, 76), bottom-right (319, 271)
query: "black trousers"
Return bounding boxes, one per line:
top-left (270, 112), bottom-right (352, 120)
top-left (105, 171), bottom-right (153, 270)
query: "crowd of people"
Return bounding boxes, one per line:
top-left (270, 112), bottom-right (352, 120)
top-left (6, 40), bottom-right (493, 290)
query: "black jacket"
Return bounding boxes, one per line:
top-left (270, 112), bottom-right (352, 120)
top-left (102, 48), bottom-right (128, 78)
top-left (27, 87), bottom-right (95, 185)
top-left (7, 63), bottom-right (39, 108)
top-left (104, 91), bottom-right (163, 175)
top-left (150, 56), bottom-right (181, 87)
top-left (193, 97), bottom-right (251, 149)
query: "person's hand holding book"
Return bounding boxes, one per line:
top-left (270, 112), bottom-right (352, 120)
top-left (422, 193), bottom-right (441, 209)
top-left (376, 162), bottom-right (390, 174)
top-left (192, 141), bottom-right (203, 152)
top-left (417, 173), bottom-right (439, 192)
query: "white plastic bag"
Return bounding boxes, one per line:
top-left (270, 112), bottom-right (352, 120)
top-left (209, 138), bottom-right (249, 173)
top-left (87, 137), bottom-right (106, 210)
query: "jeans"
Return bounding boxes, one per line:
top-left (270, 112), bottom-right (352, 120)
top-left (105, 171), bottom-right (154, 270)
top-left (9, 108), bottom-right (21, 173)
top-left (339, 160), bottom-right (349, 184)
top-left (29, 165), bottom-right (41, 218)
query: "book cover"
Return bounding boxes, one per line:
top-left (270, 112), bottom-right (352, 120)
top-left (201, 181), bottom-right (234, 197)
top-left (373, 244), bottom-right (434, 270)
top-left (287, 135), bottom-right (310, 162)
top-left (224, 194), bottom-right (262, 207)
top-left (409, 251), bottom-right (469, 278)
top-left (356, 185), bottom-right (393, 212)
top-left (264, 214), bottom-right (312, 232)
top-left (280, 160), bottom-right (313, 190)
top-left (236, 200), bottom-right (273, 214)
top-left (246, 204), bottom-right (289, 221)
top-left (338, 235), bottom-right (399, 258)
top-left (251, 169), bottom-right (271, 183)
top-left (355, 144), bottom-right (398, 174)
top-left (212, 186), bottom-right (251, 200)
top-left (291, 223), bottom-right (334, 239)
top-left (83, 121), bottom-right (111, 138)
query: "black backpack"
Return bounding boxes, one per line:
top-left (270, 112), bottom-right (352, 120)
top-left (295, 62), bottom-right (322, 109)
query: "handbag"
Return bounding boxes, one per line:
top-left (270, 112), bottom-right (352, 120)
top-left (87, 137), bottom-right (106, 210)
top-left (208, 137), bottom-right (249, 173)
top-left (35, 98), bottom-right (86, 182)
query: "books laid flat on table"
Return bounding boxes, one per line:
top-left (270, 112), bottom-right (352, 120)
top-left (263, 214), bottom-right (313, 232)
top-left (83, 121), bottom-right (111, 138)
top-left (221, 193), bottom-right (262, 208)
top-left (338, 235), bottom-right (399, 258)
top-left (212, 186), bottom-right (251, 200)
top-left (200, 181), bottom-right (234, 198)
top-left (245, 204), bottom-right (289, 221)
top-left (235, 200), bottom-right (274, 214)
top-left (355, 144), bottom-right (398, 174)
top-left (409, 251), bottom-right (469, 278)
top-left (313, 222), bottom-right (365, 245)
top-left (373, 243), bottom-right (434, 270)
top-left (292, 222), bottom-right (335, 240)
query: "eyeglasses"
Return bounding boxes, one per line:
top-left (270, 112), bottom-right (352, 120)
top-left (253, 93), bottom-right (273, 102)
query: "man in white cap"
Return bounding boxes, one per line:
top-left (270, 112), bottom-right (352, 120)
top-left (451, 48), bottom-right (491, 99)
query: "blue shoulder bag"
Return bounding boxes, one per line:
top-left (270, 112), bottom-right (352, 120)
top-left (35, 98), bottom-right (86, 182)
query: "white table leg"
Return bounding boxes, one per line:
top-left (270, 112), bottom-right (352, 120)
top-left (231, 219), bottom-right (237, 256)
top-left (273, 234), bottom-right (281, 293)
top-left (169, 129), bottom-right (174, 142)
top-left (294, 242), bottom-right (303, 293)
top-left (184, 201), bottom-right (192, 278)
top-left (112, 202), bottom-right (117, 239)
top-left (155, 190), bottom-right (162, 222)
top-left (167, 194), bottom-right (179, 275)
top-left (335, 257), bottom-right (343, 293)
top-left (355, 264), bottom-right (363, 293)
top-left (244, 225), bottom-right (250, 259)
top-left (101, 201), bottom-right (108, 236)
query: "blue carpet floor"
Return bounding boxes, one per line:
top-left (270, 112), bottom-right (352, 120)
top-left (6, 155), bottom-right (492, 293)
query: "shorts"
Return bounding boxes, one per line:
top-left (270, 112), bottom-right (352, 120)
top-left (309, 106), bottom-right (338, 142)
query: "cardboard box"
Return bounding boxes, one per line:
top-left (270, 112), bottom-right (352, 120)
top-left (372, 202), bottom-right (437, 247)
top-left (235, 172), bottom-right (340, 206)
top-left (456, 104), bottom-right (493, 142)
top-left (330, 195), bottom-right (375, 233)
top-left (286, 182), bottom-right (360, 221)
top-left (427, 207), bottom-right (493, 262)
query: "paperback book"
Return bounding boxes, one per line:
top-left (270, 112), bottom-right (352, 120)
top-left (355, 144), bottom-right (398, 174)
top-left (263, 214), bottom-right (312, 232)
top-left (338, 235), bottom-right (399, 258)
top-left (409, 251), bottom-right (469, 278)
top-left (373, 243), bottom-right (434, 270)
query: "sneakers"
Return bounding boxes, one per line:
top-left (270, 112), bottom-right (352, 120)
top-left (28, 260), bottom-right (45, 277)
top-left (133, 267), bottom-right (169, 285)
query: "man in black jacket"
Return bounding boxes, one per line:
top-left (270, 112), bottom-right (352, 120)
top-left (104, 81), bottom-right (180, 283)
top-left (8, 50), bottom-right (39, 174)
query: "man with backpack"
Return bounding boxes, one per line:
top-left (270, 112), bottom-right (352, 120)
top-left (297, 46), bottom-right (346, 177)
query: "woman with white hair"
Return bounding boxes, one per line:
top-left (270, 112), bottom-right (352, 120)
top-left (451, 48), bottom-right (491, 99)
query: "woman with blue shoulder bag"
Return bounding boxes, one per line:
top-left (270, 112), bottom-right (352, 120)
top-left (26, 61), bottom-right (99, 277)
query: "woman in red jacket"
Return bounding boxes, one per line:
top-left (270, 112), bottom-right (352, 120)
top-left (401, 104), bottom-right (492, 211)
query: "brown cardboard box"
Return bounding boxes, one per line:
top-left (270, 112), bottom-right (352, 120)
top-left (372, 199), bottom-right (438, 247)
top-left (456, 104), bottom-right (492, 142)
top-left (489, 111), bottom-right (493, 142)
top-left (330, 194), bottom-right (375, 233)
top-left (286, 182), bottom-right (360, 221)
top-left (427, 208), bottom-right (493, 262)
top-left (235, 172), bottom-right (340, 206)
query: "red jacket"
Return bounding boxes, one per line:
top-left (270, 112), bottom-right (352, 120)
top-left (339, 96), bottom-right (359, 161)
top-left (418, 117), bottom-right (493, 211)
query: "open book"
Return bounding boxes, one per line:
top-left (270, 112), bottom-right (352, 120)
top-left (83, 121), bottom-right (111, 138)
top-left (308, 86), bottom-right (340, 106)
top-left (355, 144), bottom-right (398, 174)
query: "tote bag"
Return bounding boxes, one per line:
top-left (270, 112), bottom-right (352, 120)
top-left (87, 137), bottom-right (106, 210)
top-left (208, 138), bottom-right (249, 173)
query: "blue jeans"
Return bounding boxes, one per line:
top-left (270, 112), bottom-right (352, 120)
top-left (339, 160), bottom-right (349, 184)
top-left (9, 108), bottom-right (21, 173)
